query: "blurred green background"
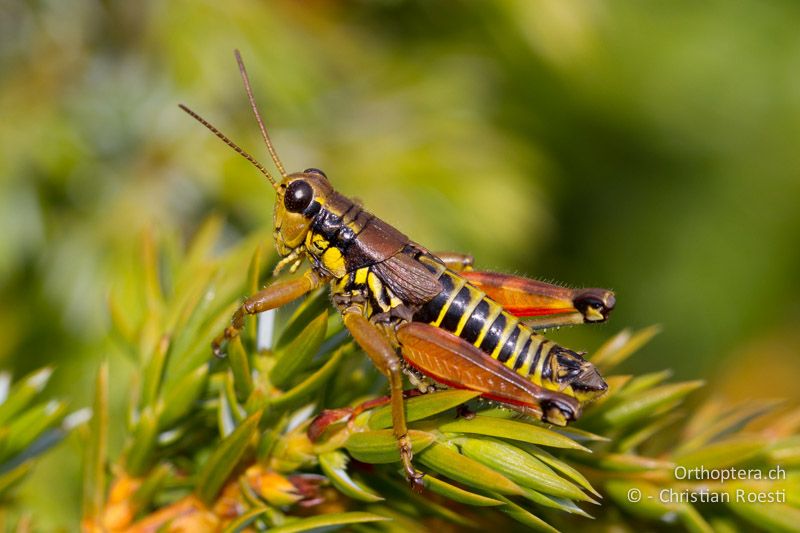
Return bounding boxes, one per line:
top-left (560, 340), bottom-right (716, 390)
top-left (2, 0), bottom-right (800, 527)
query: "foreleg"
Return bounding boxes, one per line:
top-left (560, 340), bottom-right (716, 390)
top-left (213, 270), bottom-right (322, 356)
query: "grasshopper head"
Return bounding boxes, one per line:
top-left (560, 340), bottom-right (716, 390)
top-left (274, 168), bottom-right (333, 256)
top-left (179, 53), bottom-right (337, 261)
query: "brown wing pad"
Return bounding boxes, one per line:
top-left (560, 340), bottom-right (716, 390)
top-left (461, 271), bottom-right (615, 324)
top-left (396, 323), bottom-right (580, 426)
top-left (372, 252), bottom-right (443, 305)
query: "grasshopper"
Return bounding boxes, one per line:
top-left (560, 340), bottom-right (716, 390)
top-left (181, 51), bottom-right (613, 487)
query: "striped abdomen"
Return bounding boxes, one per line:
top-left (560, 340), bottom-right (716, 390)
top-left (412, 257), bottom-right (606, 402)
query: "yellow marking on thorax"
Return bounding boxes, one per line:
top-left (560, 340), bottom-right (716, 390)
top-left (354, 268), bottom-right (369, 286)
top-left (307, 232), bottom-right (329, 254)
top-left (433, 275), bottom-right (467, 327)
top-left (367, 272), bottom-right (389, 312)
top-left (367, 271), bottom-right (382, 295)
top-left (322, 246), bottom-right (346, 278)
top-left (365, 270), bottom-right (403, 311)
top-left (332, 276), bottom-right (347, 292)
top-left (389, 293), bottom-right (403, 308)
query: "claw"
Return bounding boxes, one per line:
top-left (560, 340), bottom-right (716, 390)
top-left (211, 325), bottom-right (241, 358)
top-left (211, 338), bottom-right (226, 358)
top-left (398, 434), bottom-right (425, 492)
top-left (456, 403), bottom-right (476, 420)
top-left (407, 471), bottom-right (425, 494)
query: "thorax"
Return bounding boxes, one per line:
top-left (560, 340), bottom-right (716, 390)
top-left (302, 191), bottom-right (409, 280)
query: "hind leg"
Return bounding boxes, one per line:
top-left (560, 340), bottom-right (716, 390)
top-left (341, 309), bottom-right (424, 489)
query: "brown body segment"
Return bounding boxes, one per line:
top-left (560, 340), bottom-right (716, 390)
top-left (321, 189), bottom-right (411, 271)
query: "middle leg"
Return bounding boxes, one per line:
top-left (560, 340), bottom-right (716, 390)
top-left (435, 251), bottom-right (474, 272)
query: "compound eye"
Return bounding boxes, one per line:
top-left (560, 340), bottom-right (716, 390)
top-left (304, 168), bottom-right (327, 178)
top-left (284, 180), bottom-right (314, 213)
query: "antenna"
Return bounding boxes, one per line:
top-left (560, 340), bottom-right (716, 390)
top-left (234, 50), bottom-right (288, 178)
top-left (178, 103), bottom-right (279, 189)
